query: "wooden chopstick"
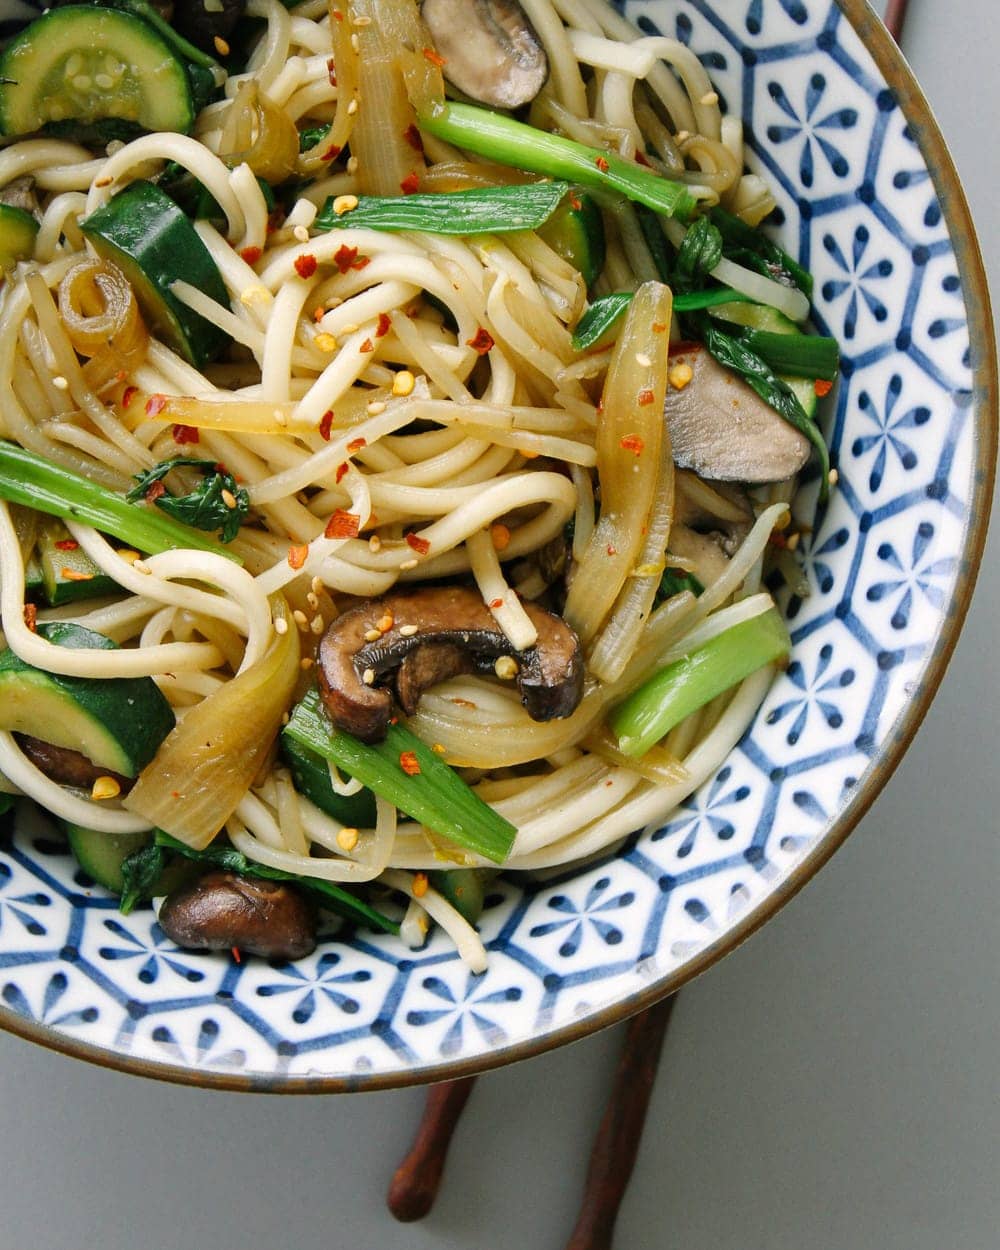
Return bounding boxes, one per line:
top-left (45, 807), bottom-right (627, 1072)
top-left (563, 994), bottom-right (679, 1250)
top-left (387, 1075), bottom-right (477, 1221)
top-left (883, 0), bottom-right (912, 41)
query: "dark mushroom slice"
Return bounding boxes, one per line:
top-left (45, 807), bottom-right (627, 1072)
top-left (15, 734), bottom-right (134, 794)
top-left (665, 345), bottom-right (811, 483)
top-left (158, 871), bottom-right (317, 960)
top-left (318, 585), bottom-right (583, 743)
top-left (420, 0), bottom-right (548, 110)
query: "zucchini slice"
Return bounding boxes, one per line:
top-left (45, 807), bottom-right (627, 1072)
top-left (81, 180), bottom-right (231, 367)
top-left (0, 204), bottom-right (38, 270)
top-left (0, 7), bottom-right (194, 139)
top-left (537, 190), bottom-right (605, 288)
top-left (709, 300), bottom-right (820, 418)
top-left (0, 622), bottom-right (175, 777)
top-left (282, 734), bottom-right (377, 828)
top-left (37, 519), bottom-right (120, 606)
top-left (61, 822), bottom-right (197, 898)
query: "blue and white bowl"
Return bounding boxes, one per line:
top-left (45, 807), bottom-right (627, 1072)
top-left (0, 0), bottom-right (994, 1089)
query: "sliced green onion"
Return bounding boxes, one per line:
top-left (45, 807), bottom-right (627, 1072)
top-left (737, 329), bottom-right (840, 381)
top-left (284, 687), bottom-right (517, 865)
top-left (0, 440), bottom-right (241, 561)
top-left (609, 604), bottom-right (790, 757)
top-left (150, 831), bottom-right (400, 934)
top-left (418, 101), bottom-right (698, 222)
top-left (315, 180), bottom-right (571, 235)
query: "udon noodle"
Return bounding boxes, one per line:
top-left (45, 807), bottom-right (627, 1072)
top-left (0, 0), bottom-right (827, 970)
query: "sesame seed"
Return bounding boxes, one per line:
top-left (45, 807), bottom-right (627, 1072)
top-left (91, 776), bottom-right (121, 801)
top-left (337, 827), bottom-right (359, 851)
top-left (310, 614), bottom-right (325, 635)
top-left (293, 609), bottom-right (309, 629)
top-left (311, 576), bottom-right (324, 594)
top-left (368, 534), bottom-right (382, 553)
top-left (635, 352), bottom-right (652, 367)
top-left (346, 156), bottom-right (359, 174)
top-left (333, 194), bottom-right (358, 216)
top-left (828, 468), bottom-right (839, 485)
top-left (399, 623), bottom-right (418, 637)
top-left (352, 12), bottom-right (372, 24)
top-left (362, 667), bottom-right (376, 685)
top-left (52, 376), bottom-right (69, 391)
top-left (366, 400), bottom-right (386, 415)
top-left (399, 558), bottom-right (418, 571)
top-left (700, 90), bottom-right (718, 106)
top-left (274, 616), bottom-right (289, 635)
top-left (391, 370), bottom-right (415, 397)
top-left (300, 656), bottom-right (314, 670)
top-left (494, 655), bottom-right (519, 680)
top-left (786, 531), bottom-right (801, 551)
top-left (293, 224), bottom-right (310, 242)
top-left (350, 32), bottom-right (360, 51)
top-left (364, 627), bottom-right (382, 641)
top-left (221, 488), bottom-right (237, 509)
top-left (306, 592), bottom-right (319, 610)
top-left (347, 98), bottom-right (359, 115)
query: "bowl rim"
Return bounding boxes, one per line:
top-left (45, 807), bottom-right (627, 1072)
top-left (0, 0), bottom-right (995, 1092)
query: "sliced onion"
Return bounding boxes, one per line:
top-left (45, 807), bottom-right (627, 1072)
top-left (57, 256), bottom-right (148, 379)
top-left (219, 80), bottom-right (299, 184)
top-left (123, 597), bottom-right (300, 849)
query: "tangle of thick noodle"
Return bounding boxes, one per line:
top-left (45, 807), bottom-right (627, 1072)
top-left (0, 0), bottom-right (793, 967)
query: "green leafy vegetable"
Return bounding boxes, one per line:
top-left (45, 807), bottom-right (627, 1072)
top-left (148, 830), bottom-right (400, 934)
top-left (284, 687), bottom-right (517, 865)
top-left (127, 457), bottom-right (249, 543)
top-left (120, 842), bottom-right (167, 914)
top-left (418, 101), bottom-right (697, 222)
top-left (0, 439), bottom-right (242, 560)
top-left (571, 287), bottom-right (756, 351)
top-left (656, 567), bottom-right (704, 603)
top-left (735, 328), bottom-right (839, 381)
top-left (315, 180), bottom-right (572, 235)
top-left (673, 214), bottom-right (724, 290)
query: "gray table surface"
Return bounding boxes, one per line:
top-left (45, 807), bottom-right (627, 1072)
top-left (1, 3), bottom-right (997, 1249)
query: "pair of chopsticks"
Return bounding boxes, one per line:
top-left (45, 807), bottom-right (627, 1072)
top-left (388, 6), bottom-right (916, 1240)
top-left (389, 994), bottom-right (678, 1248)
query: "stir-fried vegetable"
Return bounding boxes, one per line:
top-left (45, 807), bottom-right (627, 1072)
top-left (315, 181), bottom-right (573, 235)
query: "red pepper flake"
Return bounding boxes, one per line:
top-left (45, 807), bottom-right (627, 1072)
top-left (346, 437), bottom-right (367, 453)
top-left (375, 312), bottom-right (391, 339)
top-left (267, 208), bottom-right (286, 233)
top-left (488, 597), bottom-right (503, 609)
top-left (23, 603), bottom-right (37, 633)
top-left (322, 144), bottom-right (342, 163)
top-left (54, 539), bottom-right (79, 552)
top-left (287, 544), bottom-right (309, 570)
top-left (399, 172), bottom-right (420, 195)
top-left (399, 751), bottom-right (421, 776)
top-left (634, 150), bottom-right (652, 167)
top-left (769, 529), bottom-right (789, 550)
top-left (335, 461), bottom-right (349, 484)
top-left (359, 337), bottom-right (374, 353)
top-left (569, 193), bottom-right (582, 211)
top-left (294, 253), bottom-right (318, 279)
top-left (422, 46), bottom-right (446, 67)
top-left (466, 326), bottom-right (494, 355)
top-left (326, 57), bottom-right (337, 86)
top-left (332, 7), bottom-right (343, 18)
top-left (146, 480), bottom-right (166, 503)
top-left (333, 244), bottom-right (367, 274)
top-left (403, 123), bottom-right (424, 153)
top-left (325, 510), bottom-right (360, 539)
top-left (239, 245), bottom-right (262, 264)
top-left (231, 946), bottom-right (242, 964)
top-left (405, 531), bottom-right (431, 555)
top-left (620, 433), bottom-right (646, 454)
top-left (173, 424), bottom-right (200, 445)
top-left (319, 410), bottom-right (334, 441)
top-left (637, 388), bottom-right (655, 407)
top-left (814, 378), bottom-right (834, 397)
top-left (115, 369), bottom-right (126, 382)
top-left (595, 155), bottom-right (610, 173)
top-left (652, 322), bottom-right (667, 334)
top-left (606, 543), bottom-right (617, 556)
top-left (145, 393), bottom-right (167, 416)
top-left (121, 385), bottom-right (139, 408)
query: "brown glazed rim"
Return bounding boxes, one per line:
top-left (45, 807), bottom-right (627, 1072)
top-left (2, 0), bottom-right (996, 1093)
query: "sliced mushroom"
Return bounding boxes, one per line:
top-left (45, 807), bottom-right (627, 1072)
top-left (421, 0), bottom-right (548, 109)
top-left (665, 346), bottom-right (811, 483)
top-left (0, 177), bottom-right (37, 214)
top-left (158, 872), bottom-right (317, 960)
top-left (15, 734), bottom-right (134, 794)
top-left (318, 585), bottom-right (583, 743)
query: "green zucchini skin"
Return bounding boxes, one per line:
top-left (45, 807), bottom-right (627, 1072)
top-left (0, 205), bottom-right (38, 270)
top-left (81, 180), bottom-right (231, 368)
top-left (0, 7), bottom-right (194, 139)
top-left (281, 735), bottom-right (378, 829)
top-left (37, 520), bottom-right (120, 606)
top-left (0, 623), bottom-right (175, 777)
top-left (537, 191), bottom-right (606, 288)
top-left (61, 821), bottom-right (198, 898)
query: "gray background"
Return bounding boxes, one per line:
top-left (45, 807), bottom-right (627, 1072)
top-left (0, 3), bottom-right (996, 1248)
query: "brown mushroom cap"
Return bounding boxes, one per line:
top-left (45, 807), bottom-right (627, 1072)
top-left (16, 735), bottom-right (134, 793)
top-left (665, 346), bottom-right (812, 482)
top-left (318, 585), bottom-right (584, 743)
top-left (421, 0), bottom-right (548, 109)
top-left (158, 872), bottom-right (317, 961)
